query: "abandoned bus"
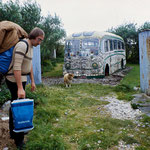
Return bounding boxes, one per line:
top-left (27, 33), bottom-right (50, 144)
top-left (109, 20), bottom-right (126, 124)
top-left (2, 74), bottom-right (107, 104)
top-left (63, 31), bottom-right (126, 78)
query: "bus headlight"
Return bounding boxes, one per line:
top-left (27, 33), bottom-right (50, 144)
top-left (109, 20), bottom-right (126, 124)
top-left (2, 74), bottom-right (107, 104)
top-left (92, 63), bottom-right (98, 69)
top-left (65, 63), bottom-right (71, 69)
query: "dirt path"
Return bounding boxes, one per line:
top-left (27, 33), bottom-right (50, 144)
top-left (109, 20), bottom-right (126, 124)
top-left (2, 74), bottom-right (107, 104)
top-left (0, 110), bottom-right (16, 150)
top-left (42, 67), bottom-right (132, 86)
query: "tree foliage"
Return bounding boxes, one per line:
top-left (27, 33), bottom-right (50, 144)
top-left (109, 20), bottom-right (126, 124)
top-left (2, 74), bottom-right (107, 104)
top-left (108, 23), bottom-right (139, 63)
top-left (0, 0), bottom-right (66, 63)
top-left (138, 21), bottom-right (150, 32)
top-left (40, 14), bottom-right (66, 61)
top-left (108, 22), bottom-right (150, 64)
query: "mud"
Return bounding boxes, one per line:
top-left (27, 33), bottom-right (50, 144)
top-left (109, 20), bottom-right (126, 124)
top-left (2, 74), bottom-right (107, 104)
top-left (0, 119), bottom-right (15, 150)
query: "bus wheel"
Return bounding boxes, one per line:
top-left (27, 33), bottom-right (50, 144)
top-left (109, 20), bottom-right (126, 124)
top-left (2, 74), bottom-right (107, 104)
top-left (105, 64), bottom-right (109, 76)
top-left (121, 59), bottom-right (124, 69)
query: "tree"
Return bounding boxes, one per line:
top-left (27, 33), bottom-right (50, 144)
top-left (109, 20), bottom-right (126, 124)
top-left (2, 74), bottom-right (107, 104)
top-left (108, 23), bottom-right (139, 63)
top-left (138, 21), bottom-right (150, 32)
top-left (0, 0), bottom-right (66, 66)
top-left (40, 14), bottom-right (66, 61)
top-left (0, 0), bottom-right (22, 24)
top-left (20, 0), bottom-right (42, 33)
top-left (0, 0), bottom-right (42, 32)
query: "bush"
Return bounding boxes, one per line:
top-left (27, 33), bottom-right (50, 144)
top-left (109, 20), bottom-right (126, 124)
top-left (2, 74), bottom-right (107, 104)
top-left (41, 60), bottom-right (54, 73)
top-left (114, 84), bottom-right (133, 92)
top-left (0, 84), bottom-right (10, 106)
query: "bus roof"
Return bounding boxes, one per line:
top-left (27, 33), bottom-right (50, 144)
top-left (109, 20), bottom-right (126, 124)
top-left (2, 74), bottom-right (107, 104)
top-left (66, 31), bottom-right (123, 41)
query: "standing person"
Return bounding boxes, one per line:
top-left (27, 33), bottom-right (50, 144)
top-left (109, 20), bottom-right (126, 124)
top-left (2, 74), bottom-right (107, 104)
top-left (5, 27), bottom-right (45, 149)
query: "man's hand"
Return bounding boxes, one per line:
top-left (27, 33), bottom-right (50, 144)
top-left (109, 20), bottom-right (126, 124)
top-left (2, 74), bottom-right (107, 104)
top-left (18, 88), bottom-right (25, 98)
top-left (31, 82), bottom-right (36, 92)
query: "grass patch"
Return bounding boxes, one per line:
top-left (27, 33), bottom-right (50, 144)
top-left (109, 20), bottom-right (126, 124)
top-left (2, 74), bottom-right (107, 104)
top-left (1, 64), bottom-right (149, 149)
top-left (24, 81), bottom-right (150, 149)
top-left (114, 64), bottom-right (140, 101)
top-left (120, 64), bottom-right (140, 88)
top-left (43, 62), bottom-right (64, 77)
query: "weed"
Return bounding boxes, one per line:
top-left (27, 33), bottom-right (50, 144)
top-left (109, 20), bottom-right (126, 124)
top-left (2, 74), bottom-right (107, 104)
top-left (0, 84), bottom-right (10, 106)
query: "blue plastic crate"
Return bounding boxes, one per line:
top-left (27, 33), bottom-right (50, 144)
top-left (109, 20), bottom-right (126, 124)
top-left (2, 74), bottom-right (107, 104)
top-left (11, 99), bottom-right (34, 133)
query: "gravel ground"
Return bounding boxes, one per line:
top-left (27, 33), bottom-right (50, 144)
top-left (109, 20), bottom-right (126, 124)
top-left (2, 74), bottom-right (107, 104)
top-left (42, 67), bottom-right (132, 86)
top-left (102, 95), bottom-right (143, 121)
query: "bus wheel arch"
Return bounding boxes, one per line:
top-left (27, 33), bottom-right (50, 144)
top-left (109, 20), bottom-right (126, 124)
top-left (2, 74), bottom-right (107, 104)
top-left (105, 64), bottom-right (109, 76)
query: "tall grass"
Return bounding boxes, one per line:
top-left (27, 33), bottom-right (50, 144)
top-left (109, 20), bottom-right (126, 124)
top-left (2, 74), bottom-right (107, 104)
top-left (114, 64), bottom-right (140, 101)
top-left (42, 62), bottom-right (64, 77)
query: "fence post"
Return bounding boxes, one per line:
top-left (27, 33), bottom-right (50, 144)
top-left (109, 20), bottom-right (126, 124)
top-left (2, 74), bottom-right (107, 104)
top-left (27, 45), bottom-right (41, 84)
top-left (139, 30), bottom-right (150, 95)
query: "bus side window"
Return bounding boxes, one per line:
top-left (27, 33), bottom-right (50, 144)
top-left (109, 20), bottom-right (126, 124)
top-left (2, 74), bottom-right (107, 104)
top-left (110, 40), bottom-right (113, 51)
top-left (118, 41), bottom-right (121, 49)
top-left (114, 40), bottom-right (117, 50)
top-left (68, 41), bottom-right (72, 49)
top-left (121, 42), bottom-right (124, 49)
top-left (104, 40), bottom-right (109, 52)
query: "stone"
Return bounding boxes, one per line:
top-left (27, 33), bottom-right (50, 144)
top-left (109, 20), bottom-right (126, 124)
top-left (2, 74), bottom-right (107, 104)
top-left (2, 101), bottom-right (11, 113)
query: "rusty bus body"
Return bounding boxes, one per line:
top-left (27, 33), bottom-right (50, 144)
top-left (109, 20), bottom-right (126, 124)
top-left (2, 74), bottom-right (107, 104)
top-left (63, 31), bottom-right (126, 78)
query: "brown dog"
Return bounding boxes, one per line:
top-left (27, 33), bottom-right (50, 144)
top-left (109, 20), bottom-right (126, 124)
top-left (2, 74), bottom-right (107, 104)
top-left (64, 73), bottom-right (74, 87)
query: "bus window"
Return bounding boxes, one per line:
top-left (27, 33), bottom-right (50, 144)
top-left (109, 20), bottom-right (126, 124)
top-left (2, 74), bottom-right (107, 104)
top-left (118, 41), bottom-right (121, 49)
top-left (65, 40), bottom-right (80, 57)
top-left (110, 40), bottom-right (113, 51)
top-left (82, 38), bottom-right (99, 48)
top-left (82, 39), bottom-right (99, 56)
top-left (65, 41), bottom-right (73, 49)
top-left (114, 40), bottom-right (117, 49)
top-left (121, 42), bottom-right (125, 49)
top-left (104, 40), bottom-right (109, 52)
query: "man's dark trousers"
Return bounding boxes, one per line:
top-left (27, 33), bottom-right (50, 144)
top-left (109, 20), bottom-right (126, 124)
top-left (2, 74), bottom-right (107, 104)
top-left (6, 79), bottom-right (26, 146)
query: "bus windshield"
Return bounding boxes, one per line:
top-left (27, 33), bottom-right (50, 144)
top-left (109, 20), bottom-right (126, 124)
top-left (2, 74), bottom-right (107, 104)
top-left (65, 38), bottom-right (99, 57)
top-left (65, 40), bottom-right (80, 57)
top-left (65, 40), bottom-right (80, 50)
top-left (82, 38), bottom-right (99, 56)
top-left (82, 38), bottom-right (99, 48)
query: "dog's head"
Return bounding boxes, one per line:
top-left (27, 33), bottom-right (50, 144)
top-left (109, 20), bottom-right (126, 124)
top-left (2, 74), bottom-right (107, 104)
top-left (68, 73), bottom-right (74, 80)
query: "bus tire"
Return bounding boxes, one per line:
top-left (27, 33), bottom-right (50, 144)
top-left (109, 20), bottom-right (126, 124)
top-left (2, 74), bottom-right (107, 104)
top-left (121, 59), bottom-right (124, 69)
top-left (105, 64), bottom-right (109, 76)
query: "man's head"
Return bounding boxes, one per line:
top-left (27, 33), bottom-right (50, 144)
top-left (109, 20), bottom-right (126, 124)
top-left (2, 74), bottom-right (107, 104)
top-left (29, 27), bottom-right (45, 47)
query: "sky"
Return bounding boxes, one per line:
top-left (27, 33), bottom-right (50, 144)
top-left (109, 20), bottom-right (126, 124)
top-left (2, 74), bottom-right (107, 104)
top-left (3, 0), bottom-right (150, 36)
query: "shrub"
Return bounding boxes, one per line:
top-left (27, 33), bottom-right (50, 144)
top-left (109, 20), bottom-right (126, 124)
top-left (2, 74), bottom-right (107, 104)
top-left (41, 59), bottom-right (54, 73)
top-left (0, 84), bottom-right (11, 106)
top-left (114, 84), bottom-right (133, 92)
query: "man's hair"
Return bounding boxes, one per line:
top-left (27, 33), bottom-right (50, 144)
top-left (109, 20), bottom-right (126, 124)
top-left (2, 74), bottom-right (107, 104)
top-left (28, 27), bottom-right (45, 39)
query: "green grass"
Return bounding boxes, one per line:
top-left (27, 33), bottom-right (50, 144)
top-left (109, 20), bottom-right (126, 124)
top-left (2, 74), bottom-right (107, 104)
top-left (42, 62), bottom-right (64, 77)
top-left (1, 64), bottom-right (150, 150)
top-left (114, 64), bottom-right (140, 101)
top-left (25, 84), bottom-right (134, 150)
top-left (120, 64), bottom-right (140, 88)
top-left (24, 80), bottom-right (150, 149)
